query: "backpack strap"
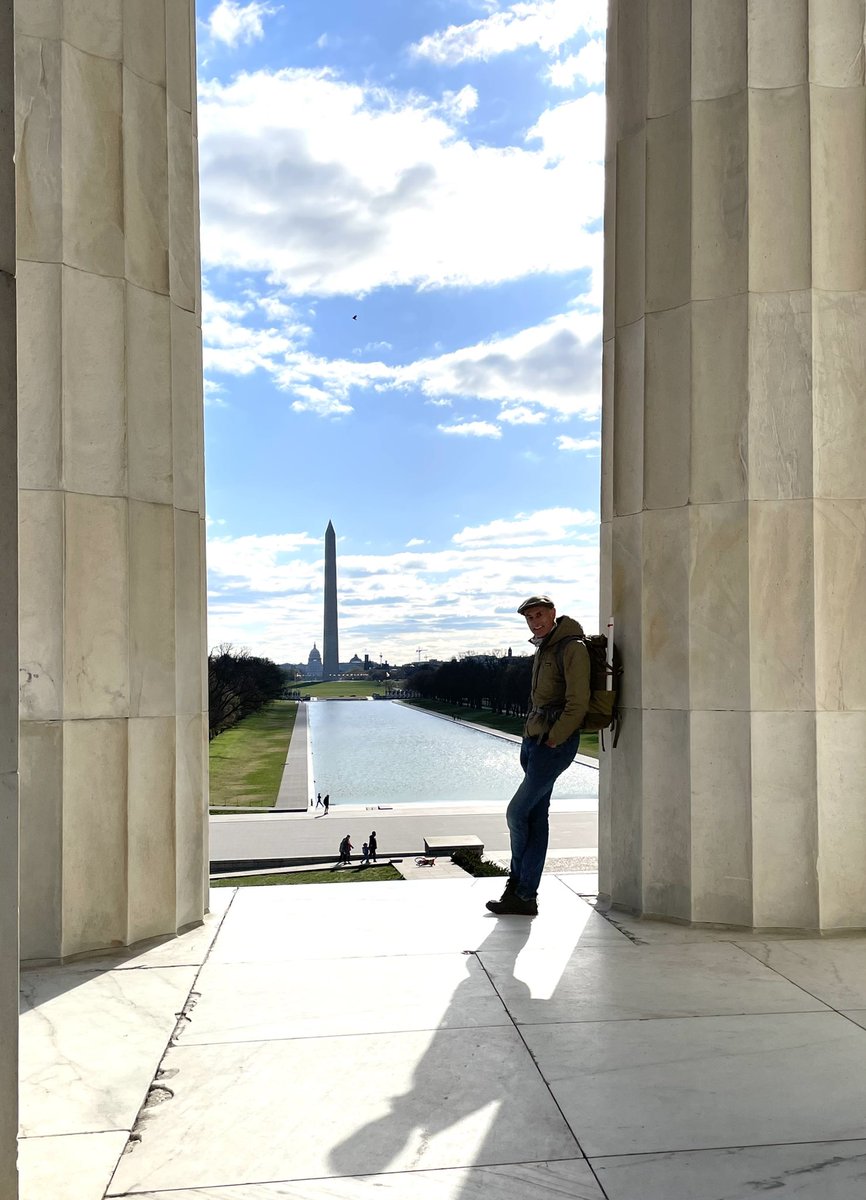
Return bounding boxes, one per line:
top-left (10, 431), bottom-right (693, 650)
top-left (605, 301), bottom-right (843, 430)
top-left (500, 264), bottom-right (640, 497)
top-left (552, 635), bottom-right (584, 678)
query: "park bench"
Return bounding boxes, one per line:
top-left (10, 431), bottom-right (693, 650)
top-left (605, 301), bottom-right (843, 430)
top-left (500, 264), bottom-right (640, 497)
top-left (422, 835), bottom-right (484, 857)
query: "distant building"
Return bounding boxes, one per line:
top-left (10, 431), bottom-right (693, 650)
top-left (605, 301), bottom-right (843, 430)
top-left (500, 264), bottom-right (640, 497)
top-left (306, 643), bottom-right (323, 680)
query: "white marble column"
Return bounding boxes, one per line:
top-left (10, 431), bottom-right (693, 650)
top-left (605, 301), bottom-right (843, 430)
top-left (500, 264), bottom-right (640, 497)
top-left (15, 0), bottom-right (208, 960)
top-left (0, 1), bottom-right (18, 1190)
top-left (601, 0), bottom-right (866, 930)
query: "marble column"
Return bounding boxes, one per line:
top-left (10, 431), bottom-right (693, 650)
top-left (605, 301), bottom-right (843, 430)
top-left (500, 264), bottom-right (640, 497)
top-left (15, 0), bottom-right (208, 961)
top-left (601, 0), bottom-right (866, 930)
top-left (0, 1), bottom-right (18, 1191)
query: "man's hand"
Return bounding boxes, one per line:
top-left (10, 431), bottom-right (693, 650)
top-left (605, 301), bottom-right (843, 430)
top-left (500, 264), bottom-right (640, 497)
top-left (545, 739), bottom-right (557, 748)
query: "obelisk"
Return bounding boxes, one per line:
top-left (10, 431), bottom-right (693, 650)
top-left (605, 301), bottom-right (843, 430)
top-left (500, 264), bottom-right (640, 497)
top-left (322, 521), bottom-right (339, 679)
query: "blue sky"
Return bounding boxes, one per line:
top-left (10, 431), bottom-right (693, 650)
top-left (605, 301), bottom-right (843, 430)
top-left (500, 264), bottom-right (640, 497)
top-left (199, 0), bottom-right (606, 665)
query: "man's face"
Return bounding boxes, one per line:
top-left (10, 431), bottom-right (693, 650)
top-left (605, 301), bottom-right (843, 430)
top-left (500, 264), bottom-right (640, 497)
top-left (523, 604), bottom-right (556, 639)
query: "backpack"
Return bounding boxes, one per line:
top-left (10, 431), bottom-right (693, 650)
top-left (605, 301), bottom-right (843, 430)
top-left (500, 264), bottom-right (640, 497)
top-left (555, 634), bottom-right (623, 749)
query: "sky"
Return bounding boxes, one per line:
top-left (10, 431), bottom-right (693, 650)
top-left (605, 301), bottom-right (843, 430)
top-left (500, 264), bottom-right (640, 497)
top-left (199, 0), bottom-right (606, 667)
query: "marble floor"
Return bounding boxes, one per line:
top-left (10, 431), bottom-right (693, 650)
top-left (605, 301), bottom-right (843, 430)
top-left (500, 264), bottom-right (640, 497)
top-left (18, 876), bottom-right (866, 1199)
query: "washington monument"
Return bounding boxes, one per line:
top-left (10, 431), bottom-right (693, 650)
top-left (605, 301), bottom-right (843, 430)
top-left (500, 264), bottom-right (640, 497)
top-left (323, 520), bottom-right (339, 679)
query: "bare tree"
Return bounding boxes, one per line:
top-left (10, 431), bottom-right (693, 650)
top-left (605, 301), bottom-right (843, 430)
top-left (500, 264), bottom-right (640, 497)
top-left (208, 644), bottom-right (287, 739)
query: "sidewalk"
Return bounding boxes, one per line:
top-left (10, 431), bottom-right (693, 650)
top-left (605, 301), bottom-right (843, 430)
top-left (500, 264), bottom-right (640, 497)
top-left (19, 877), bottom-right (866, 1199)
top-left (272, 700), bottom-right (310, 811)
top-left (210, 801), bottom-right (599, 871)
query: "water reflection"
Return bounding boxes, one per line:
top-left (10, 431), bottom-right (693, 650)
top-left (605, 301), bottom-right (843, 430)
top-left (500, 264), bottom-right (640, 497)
top-left (307, 700), bottom-right (598, 808)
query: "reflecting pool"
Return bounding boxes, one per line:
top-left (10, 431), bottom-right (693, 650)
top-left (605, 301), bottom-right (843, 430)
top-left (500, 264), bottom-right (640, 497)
top-left (307, 700), bottom-right (598, 808)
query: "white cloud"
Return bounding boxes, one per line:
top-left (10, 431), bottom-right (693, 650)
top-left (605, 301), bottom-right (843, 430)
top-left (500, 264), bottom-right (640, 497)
top-left (405, 306), bottom-right (602, 417)
top-left (498, 406), bottom-right (548, 425)
top-left (440, 84), bottom-right (479, 120)
top-left (411, 0), bottom-right (605, 65)
top-left (406, 538), bottom-right (427, 547)
top-left (197, 69), bottom-right (603, 296)
top-left (207, 530), bottom-right (321, 587)
top-left (452, 507), bottom-right (597, 547)
top-left (557, 434), bottom-right (600, 452)
top-left (204, 378), bottom-right (228, 407)
top-left (290, 384), bottom-right (353, 417)
top-left (527, 92), bottom-right (605, 165)
top-left (207, 0), bottom-right (279, 47)
top-left (203, 285), bottom-right (602, 420)
top-left (548, 37), bottom-right (606, 88)
top-left (201, 281), bottom-right (314, 397)
top-left (437, 420), bottom-right (502, 438)
top-left (207, 509), bottom-right (601, 662)
top-left (253, 294), bottom-right (299, 321)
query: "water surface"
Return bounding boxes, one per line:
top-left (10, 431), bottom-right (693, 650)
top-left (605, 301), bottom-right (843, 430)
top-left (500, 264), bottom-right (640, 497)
top-left (308, 700), bottom-right (598, 808)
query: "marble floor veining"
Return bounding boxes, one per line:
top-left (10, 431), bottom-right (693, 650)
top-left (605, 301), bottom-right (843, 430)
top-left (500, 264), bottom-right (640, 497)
top-left (17, 875), bottom-right (866, 1200)
top-left (119, 1159), bottom-right (610, 1200)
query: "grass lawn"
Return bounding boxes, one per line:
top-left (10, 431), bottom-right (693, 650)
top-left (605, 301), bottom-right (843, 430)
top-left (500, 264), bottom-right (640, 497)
top-left (402, 698), bottom-right (600, 758)
top-left (212, 865), bottom-right (403, 887)
top-left (209, 700), bottom-right (297, 808)
top-left (290, 681), bottom-right (390, 698)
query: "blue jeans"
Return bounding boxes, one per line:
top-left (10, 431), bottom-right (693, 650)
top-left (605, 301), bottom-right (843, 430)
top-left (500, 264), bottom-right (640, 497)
top-left (507, 732), bottom-right (581, 900)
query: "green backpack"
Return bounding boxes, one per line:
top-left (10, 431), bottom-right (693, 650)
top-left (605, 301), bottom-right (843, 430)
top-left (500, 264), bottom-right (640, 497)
top-left (555, 634), bottom-right (623, 749)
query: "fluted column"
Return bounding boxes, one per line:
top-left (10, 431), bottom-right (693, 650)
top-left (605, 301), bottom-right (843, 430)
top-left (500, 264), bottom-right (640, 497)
top-left (601, 0), bottom-right (866, 930)
top-left (15, 0), bottom-right (207, 960)
top-left (0, 1), bottom-right (18, 1190)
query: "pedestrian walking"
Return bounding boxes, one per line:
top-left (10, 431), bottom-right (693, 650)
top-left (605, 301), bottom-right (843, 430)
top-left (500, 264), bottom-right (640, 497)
top-left (316, 792), bottom-right (323, 808)
top-left (323, 794), bottom-right (330, 814)
top-left (368, 830), bottom-right (378, 862)
top-left (361, 841), bottom-right (370, 864)
top-left (339, 834), bottom-right (352, 864)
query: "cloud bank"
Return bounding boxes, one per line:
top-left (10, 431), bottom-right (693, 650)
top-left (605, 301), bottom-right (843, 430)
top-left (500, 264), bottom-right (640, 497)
top-left (207, 507), bottom-right (600, 663)
top-left (197, 70), bottom-right (604, 296)
top-left (203, 291), bottom-right (603, 424)
top-left (206, 0), bottom-right (279, 47)
top-left (410, 0), bottom-right (605, 66)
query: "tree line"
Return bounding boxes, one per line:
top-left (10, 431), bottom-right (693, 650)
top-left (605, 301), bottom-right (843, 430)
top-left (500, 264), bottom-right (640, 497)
top-left (407, 654), bottom-right (533, 716)
top-left (208, 644), bottom-right (287, 739)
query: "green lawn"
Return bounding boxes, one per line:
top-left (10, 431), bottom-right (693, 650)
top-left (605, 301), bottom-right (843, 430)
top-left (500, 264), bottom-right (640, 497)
top-left (401, 698), bottom-right (600, 758)
top-left (289, 681), bottom-right (390, 698)
top-left (209, 700), bottom-right (298, 808)
top-left (212, 865), bottom-right (403, 887)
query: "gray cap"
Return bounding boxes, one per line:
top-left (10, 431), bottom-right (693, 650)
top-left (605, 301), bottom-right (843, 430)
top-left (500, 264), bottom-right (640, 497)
top-left (517, 595), bottom-right (555, 615)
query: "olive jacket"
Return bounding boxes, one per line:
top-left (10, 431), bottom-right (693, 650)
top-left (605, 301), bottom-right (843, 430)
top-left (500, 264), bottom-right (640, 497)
top-left (522, 615), bottom-right (591, 746)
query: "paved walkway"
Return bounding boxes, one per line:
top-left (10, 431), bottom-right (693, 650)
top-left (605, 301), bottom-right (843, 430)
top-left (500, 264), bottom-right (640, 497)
top-left (273, 700), bottom-right (310, 811)
top-left (210, 803), bottom-right (599, 871)
top-left (19, 879), bottom-right (866, 1199)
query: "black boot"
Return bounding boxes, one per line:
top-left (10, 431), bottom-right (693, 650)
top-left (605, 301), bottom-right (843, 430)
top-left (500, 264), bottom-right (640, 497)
top-left (486, 878), bottom-right (537, 915)
top-left (486, 892), bottom-right (538, 917)
top-left (484, 876), bottom-right (515, 908)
